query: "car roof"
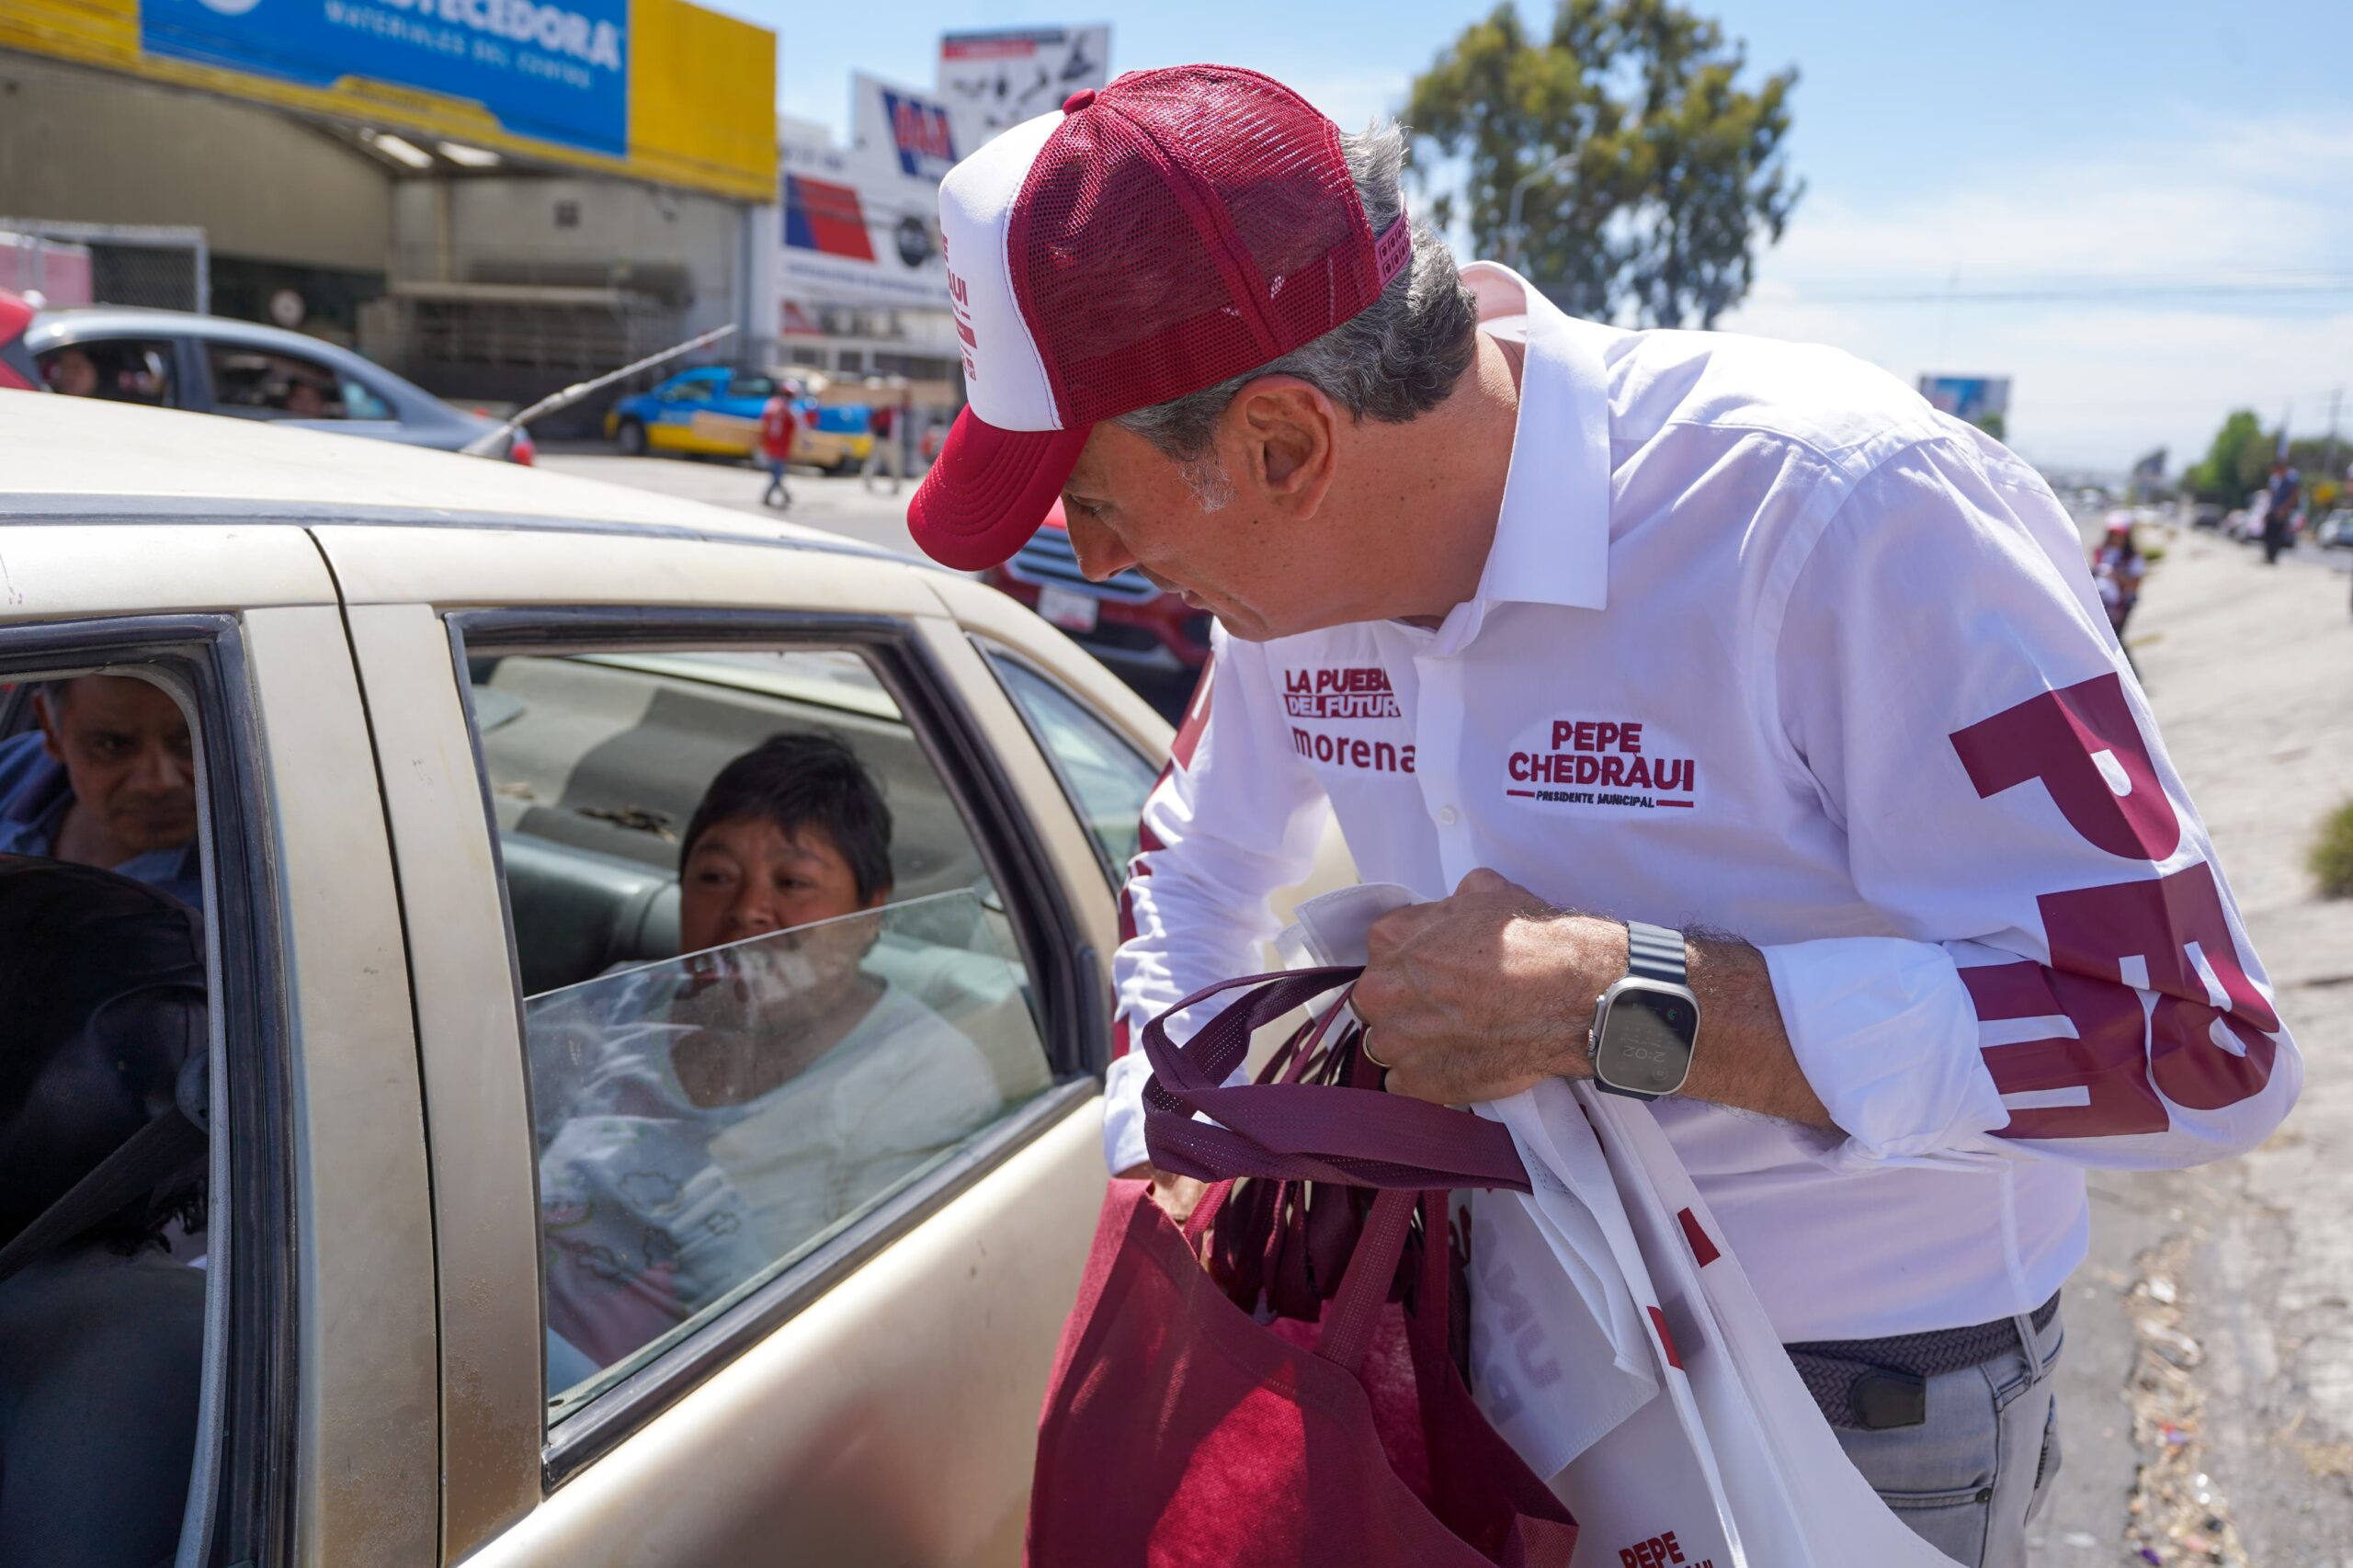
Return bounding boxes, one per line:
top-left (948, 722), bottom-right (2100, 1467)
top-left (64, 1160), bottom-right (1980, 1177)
top-left (0, 393), bottom-right (921, 564)
top-left (31, 306), bottom-right (379, 360)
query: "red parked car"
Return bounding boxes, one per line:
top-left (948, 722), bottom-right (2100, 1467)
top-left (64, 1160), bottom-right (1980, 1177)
top-left (983, 500), bottom-right (1213, 696)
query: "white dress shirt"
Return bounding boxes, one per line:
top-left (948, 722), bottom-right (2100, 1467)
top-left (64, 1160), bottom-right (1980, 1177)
top-left (1103, 262), bottom-right (2301, 1342)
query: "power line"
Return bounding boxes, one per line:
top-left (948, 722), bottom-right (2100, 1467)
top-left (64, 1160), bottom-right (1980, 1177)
top-left (1798, 279), bottom-right (2353, 305)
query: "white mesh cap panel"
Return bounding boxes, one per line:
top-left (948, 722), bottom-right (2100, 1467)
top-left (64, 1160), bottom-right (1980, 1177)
top-left (938, 109), bottom-right (1065, 432)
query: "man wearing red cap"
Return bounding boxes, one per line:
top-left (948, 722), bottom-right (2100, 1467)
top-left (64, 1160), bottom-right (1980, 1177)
top-left (909, 66), bottom-right (2298, 1567)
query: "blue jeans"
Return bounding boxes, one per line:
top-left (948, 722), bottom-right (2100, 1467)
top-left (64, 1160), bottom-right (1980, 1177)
top-left (1824, 1308), bottom-right (2063, 1568)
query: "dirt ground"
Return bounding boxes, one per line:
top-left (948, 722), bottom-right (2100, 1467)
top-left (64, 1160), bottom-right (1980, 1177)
top-left (2030, 528), bottom-right (2353, 1566)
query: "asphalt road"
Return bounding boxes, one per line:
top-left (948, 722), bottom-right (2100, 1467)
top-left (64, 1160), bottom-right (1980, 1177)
top-left (558, 449), bottom-right (2353, 1563)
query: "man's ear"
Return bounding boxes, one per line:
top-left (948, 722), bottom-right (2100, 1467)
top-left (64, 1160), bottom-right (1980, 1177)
top-left (1229, 377), bottom-right (1338, 520)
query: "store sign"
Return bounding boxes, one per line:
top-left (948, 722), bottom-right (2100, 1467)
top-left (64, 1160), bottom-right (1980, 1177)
top-left (141, 0), bottom-right (630, 156)
top-left (936, 25), bottom-right (1108, 148)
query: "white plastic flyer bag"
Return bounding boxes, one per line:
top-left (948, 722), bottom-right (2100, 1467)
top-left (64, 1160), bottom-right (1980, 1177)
top-left (1278, 884), bottom-right (1960, 1568)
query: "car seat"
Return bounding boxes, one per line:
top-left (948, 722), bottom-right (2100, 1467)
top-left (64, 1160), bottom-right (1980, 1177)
top-left (0, 856), bottom-right (209, 1567)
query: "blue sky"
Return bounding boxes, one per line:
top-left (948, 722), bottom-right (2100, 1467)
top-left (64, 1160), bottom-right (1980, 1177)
top-left (737, 0), bottom-right (2353, 473)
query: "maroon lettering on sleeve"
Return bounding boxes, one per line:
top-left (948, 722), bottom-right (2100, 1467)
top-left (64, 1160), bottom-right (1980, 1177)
top-left (1961, 960), bottom-right (2166, 1138)
top-left (1949, 672), bottom-right (2182, 861)
top-left (2040, 861), bottom-right (2280, 1109)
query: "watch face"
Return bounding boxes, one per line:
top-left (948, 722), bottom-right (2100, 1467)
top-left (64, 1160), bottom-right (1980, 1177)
top-left (1597, 984), bottom-right (1699, 1096)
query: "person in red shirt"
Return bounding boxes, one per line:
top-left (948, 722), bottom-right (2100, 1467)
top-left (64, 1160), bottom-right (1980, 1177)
top-left (758, 390), bottom-right (800, 510)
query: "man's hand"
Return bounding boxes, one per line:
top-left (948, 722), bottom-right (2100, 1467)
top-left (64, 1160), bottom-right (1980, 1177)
top-left (1353, 869), bottom-right (1610, 1105)
top-left (1353, 868), bottom-right (1835, 1129)
top-left (1115, 1162), bottom-right (1208, 1224)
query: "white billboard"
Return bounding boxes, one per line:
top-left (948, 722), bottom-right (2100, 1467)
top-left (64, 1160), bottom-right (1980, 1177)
top-left (936, 25), bottom-right (1110, 148)
top-left (778, 78), bottom-right (955, 314)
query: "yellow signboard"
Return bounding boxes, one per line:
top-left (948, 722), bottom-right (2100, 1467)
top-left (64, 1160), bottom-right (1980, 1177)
top-left (0, 0), bottom-right (776, 202)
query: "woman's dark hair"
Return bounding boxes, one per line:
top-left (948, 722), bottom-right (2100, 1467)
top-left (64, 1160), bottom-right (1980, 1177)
top-left (680, 732), bottom-right (893, 903)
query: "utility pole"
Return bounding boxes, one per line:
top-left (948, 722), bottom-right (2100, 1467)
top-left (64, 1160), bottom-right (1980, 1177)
top-left (2327, 387), bottom-right (2344, 486)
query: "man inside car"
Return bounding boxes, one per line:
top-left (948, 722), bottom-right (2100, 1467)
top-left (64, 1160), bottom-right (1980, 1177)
top-left (535, 732), bottom-right (1000, 1377)
top-left (0, 676), bottom-right (200, 912)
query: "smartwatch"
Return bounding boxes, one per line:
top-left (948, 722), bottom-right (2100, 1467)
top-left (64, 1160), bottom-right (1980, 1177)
top-left (1586, 920), bottom-right (1700, 1100)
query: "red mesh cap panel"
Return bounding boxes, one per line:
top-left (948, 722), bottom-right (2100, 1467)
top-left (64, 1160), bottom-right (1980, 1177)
top-left (1009, 65), bottom-right (1393, 427)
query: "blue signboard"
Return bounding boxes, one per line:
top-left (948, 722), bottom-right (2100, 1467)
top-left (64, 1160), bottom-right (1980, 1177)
top-left (141, 0), bottom-right (630, 157)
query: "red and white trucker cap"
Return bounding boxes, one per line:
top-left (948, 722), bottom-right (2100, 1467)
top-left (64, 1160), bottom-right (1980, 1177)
top-left (906, 64), bottom-right (1413, 571)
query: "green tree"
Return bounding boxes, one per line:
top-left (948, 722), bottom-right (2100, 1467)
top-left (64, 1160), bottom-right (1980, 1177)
top-left (1404, 0), bottom-right (1802, 328)
top-left (2186, 409), bottom-right (2267, 504)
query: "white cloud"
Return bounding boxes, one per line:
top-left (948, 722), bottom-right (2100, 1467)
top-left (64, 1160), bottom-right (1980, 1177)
top-left (1717, 107), bottom-right (2353, 472)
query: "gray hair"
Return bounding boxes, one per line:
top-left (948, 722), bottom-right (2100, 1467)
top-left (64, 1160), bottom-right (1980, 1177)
top-left (1111, 120), bottom-right (1478, 466)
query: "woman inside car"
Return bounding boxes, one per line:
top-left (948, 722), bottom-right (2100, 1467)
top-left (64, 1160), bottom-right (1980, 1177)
top-left (533, 733), bottom-right (1000, 1378)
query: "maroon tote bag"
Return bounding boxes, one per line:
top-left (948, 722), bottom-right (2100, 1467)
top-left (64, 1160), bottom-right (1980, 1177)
top-left (1027, 968), bottom-right (1577, 1567)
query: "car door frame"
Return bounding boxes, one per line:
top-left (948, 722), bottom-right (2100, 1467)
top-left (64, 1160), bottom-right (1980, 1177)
top-left (0, 521), bottom-right (442, 1568)
top-left (318, 519), bottom-right (1121, 1564)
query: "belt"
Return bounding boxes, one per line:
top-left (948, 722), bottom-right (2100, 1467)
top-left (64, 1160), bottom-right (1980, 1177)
top-left (1784, 1292), bottom-right (2060, 1432)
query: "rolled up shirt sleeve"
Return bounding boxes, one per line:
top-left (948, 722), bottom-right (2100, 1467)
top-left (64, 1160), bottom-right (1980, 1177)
top-left (1102, 629), bottom-right (1332, 1176)
top-left (1764, 429), bottom-right (2301, 1172)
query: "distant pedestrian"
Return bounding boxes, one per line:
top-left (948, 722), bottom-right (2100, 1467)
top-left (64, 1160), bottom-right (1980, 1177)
top-left (862, 397), bottom-right (902, 494)
top-left (758, 390), bottom-right (800, 510)
top-left (2092, 514), bottom-right (2144, 638)
top-left (2262, 461), bottom-right (2301, 564)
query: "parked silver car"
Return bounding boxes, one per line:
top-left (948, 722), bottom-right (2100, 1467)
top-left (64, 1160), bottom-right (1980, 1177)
top-left (22, 305), bottom-right (533, 462)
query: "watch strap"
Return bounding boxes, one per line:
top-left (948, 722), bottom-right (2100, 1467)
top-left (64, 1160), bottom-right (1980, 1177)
top-left (1625, 920), bottom-right (1688, 985)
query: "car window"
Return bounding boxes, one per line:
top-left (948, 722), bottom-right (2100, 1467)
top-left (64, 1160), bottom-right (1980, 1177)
top-left (985, 652), bottom-right (1161, 882)
top-left (37, 337), bottom-right (176, 405)
top-left (727, 375), bottom-right (778, 400)
top-left (202, 343), bottom-right (354, 420)
top-left (0, 660), bottom-right (238, 1567)
top-left (660, 378), bottom-right (714, 403)
top-left (459, 648), bottom-right (1058, 1420)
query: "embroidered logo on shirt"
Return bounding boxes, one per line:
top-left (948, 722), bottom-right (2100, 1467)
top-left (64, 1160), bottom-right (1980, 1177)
top-left (1505, 719), bottom-right (1696, 810)
top-left (1283, 665), bottom-right (1415, 774)
top-left (1282, 665), bottom-right (1402, 720)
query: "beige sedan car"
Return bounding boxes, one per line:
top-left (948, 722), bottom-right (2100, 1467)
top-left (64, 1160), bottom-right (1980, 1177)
top-left (0, 394), bottom-right (1236, 1567)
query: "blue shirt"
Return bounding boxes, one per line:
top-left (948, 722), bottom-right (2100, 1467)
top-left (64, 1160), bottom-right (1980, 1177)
top-left (0, 731), bottom-right (203, 912)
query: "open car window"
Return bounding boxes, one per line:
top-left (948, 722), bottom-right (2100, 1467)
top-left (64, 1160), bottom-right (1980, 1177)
top-left (460, 644), bottom-right (1063, 1429)
top-left (529, 891), bottom-right (1048, 1412)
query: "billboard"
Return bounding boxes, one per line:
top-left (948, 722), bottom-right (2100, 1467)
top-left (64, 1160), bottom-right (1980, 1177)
top-left (852, 73), bottom-right (960, 183)
top-left (1916, 375), bottom-right (2011, 426)
top-left (779, 101), bottom-right (949, 313)
top-left (142, 0), bottom-right (629, 155)
top-left (0, 0), bottom-right (775, 200)
top-left (936, 25), bottom-right (1109, 148)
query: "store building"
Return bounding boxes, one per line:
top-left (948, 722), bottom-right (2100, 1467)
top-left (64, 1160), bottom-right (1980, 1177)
top-left (0, 0), bottom-right (775, 414)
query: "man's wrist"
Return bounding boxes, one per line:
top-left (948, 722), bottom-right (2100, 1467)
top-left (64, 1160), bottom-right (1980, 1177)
top-left (1545, 913), bottom-right (1626, 1080)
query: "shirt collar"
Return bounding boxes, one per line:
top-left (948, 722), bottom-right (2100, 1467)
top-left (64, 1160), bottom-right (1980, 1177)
top-left (1426, 262), bottom-right (1615, 654)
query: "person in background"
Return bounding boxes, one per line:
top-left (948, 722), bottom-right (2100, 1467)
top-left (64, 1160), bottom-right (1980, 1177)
top-left (45, 347), bottom-right (98, 399)
top-left (0, 676), bottom-right (200, 911)
top-left (2091, 513), bottom-right (2145, 648)
top-left (2263, 461), bottom-right (2301, 565)
top-left (862, 391), bottom-right (902, 494)
top-left (758, 386), bottom-right (801, 510)
top-left (533, 733), bottom-right (998, 1373)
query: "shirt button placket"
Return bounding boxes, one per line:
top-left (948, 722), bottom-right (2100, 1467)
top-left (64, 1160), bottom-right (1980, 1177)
top-left (1415, 654), bottom-right (1472, 882)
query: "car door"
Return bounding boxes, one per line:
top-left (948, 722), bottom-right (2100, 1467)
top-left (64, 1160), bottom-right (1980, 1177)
top-left (0, 521), bottom-right (439, 1568)
top-left (314, 521), bottom-right (1120, 1567)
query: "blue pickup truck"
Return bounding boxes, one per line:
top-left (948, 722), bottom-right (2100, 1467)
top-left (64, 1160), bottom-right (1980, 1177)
top-left (605, 368), bottom-right (872, 472)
